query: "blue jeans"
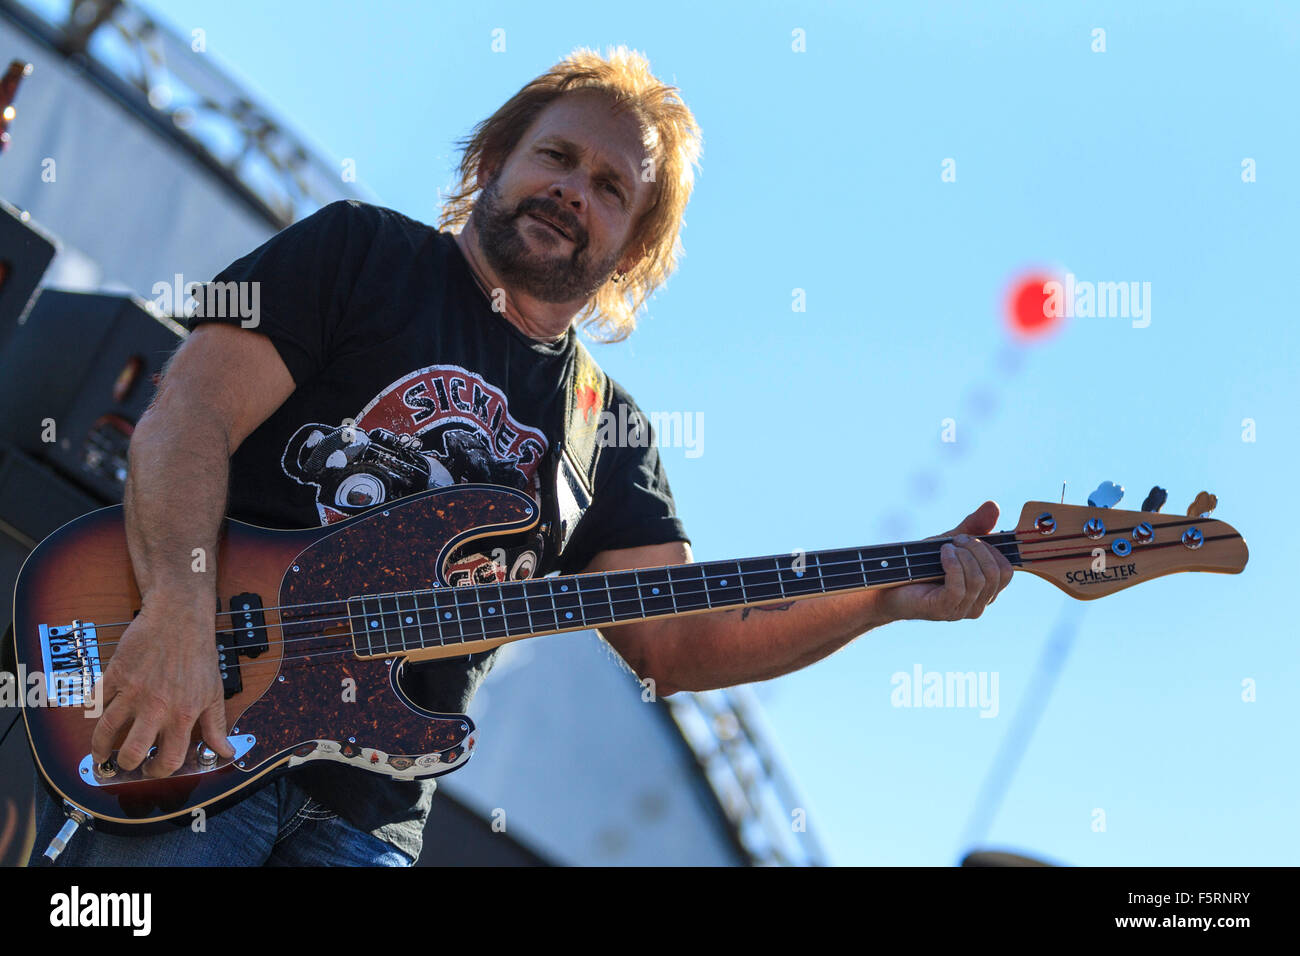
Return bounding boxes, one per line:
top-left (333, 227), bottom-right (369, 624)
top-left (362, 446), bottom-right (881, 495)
top-left (27, 773), bottom-right (414, 867)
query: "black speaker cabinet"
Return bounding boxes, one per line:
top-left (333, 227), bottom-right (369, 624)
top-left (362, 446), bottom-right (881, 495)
top-left (0, 290), bottom-right (185, 504)
top-left (0, 198), bottom-right (57, 351)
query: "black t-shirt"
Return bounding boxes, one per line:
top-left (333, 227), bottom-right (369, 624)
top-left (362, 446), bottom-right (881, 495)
top-left (189, 199), bottom-right (689, 861)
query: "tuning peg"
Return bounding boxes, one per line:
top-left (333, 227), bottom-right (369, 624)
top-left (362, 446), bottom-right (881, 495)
top-left (1087, 481), bottom-right (1124, 509)
top-left (1140, 486), bottom-right (1167, 513)
top-left (1186, 491), bottom-right (1217, 518)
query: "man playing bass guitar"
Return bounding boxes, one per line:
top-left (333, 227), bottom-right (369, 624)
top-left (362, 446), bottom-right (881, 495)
top-left (30, 46), bottom-right (1012, 866)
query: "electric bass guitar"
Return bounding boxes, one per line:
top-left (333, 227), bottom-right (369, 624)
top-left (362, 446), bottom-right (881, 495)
top-left (11, 483), bottom-right (1248, 837)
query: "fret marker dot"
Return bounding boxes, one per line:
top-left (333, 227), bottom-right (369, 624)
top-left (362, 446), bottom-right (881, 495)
top-left (488, 607), bottom-right (496, 614)
top-left (560, 584), bottom-right (569, 591)
top-left (564, 611), bottom-right (573, 619)
top-left (404, 616), bottom-right (413, 624)
top-left (444, 612), bottom-right (452, 619)
top-left (881, 560), bottom-right (888, 568)
top-left (651, 587), bottom-right (659, 595)
top-left (720, 579), bottom-right (728, 586)
top-left (370, 620), bottom-right (379, 629)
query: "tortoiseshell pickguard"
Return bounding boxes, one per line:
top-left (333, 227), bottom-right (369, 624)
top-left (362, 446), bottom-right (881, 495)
top-left (233, 484), bottom-right (537, 774)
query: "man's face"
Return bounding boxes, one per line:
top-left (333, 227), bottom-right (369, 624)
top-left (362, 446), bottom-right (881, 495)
top-left (473, 90), bottom-right (652, 304)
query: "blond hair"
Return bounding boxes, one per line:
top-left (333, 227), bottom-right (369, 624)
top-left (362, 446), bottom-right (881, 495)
top-left (437, 46), bottom-right (702, 342)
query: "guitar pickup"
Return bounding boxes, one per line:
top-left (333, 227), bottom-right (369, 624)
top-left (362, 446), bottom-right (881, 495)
top-left (216, 600), bottom-right (242, 700)
top-left (228, 592), bottom-right (268, 657)
top-left (217, 637), bottom-right (242, 699)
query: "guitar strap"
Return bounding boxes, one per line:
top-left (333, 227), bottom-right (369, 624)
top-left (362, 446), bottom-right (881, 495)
top-left (543, 335), bottom-right (611, 566)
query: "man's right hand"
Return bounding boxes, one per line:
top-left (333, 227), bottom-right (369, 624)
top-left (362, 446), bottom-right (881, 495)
top-left (89, 597), bottom-right (236, 778)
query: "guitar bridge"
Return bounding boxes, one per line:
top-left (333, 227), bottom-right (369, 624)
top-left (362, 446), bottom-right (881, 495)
top-left (38, 621), bottom-right (101, 707)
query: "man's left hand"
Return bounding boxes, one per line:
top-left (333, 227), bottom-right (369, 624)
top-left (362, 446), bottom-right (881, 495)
top-left (876, 501), bottom-right (1014, 623)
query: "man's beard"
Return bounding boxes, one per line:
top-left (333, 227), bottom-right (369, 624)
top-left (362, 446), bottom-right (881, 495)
top-left (472, 173), bottom-right (621, 303)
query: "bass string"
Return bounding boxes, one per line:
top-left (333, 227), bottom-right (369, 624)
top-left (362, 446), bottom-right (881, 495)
top-left (88, 550), bottom-right (1028, 660)
top-left (86, 538), bottom-right (1025, 655)
top-left (84, 535), bottom-right (1024, 634)
top-left (190, 551), bottom-right (1050, 672)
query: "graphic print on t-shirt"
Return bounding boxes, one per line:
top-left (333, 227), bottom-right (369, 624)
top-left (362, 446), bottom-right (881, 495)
top-left (280, 364), bottom-right (549, 582)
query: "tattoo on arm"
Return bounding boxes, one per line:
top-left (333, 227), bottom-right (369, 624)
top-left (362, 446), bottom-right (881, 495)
top-left (734, 601), bottom-right (795, 621)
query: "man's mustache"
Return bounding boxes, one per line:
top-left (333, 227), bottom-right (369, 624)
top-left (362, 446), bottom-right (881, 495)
top-left (516, 203), bottom-right (582, 245)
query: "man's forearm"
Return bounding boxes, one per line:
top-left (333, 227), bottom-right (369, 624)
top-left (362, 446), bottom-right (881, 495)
top-left (648, 586), bottom-right (897, 694)
top-left (124, 397), bottom-right (231, 609)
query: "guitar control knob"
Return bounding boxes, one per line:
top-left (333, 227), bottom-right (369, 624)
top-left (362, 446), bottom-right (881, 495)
top-left (97, 759), bottom-right (116, 777)
top-left (1131, 522), bottom-right (1154, 544)
top-left (1034, 512), bottom-right (1056, 535)
top-left (197, 743), bottom-right (217, 766)
top-left (1182, 527), bottom-right (1204, 550)
top-left (1083, 518), bottom-right (1106, 539)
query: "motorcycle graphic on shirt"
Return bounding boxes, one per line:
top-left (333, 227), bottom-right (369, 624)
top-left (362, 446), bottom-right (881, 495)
top-left (281, 364), bottom-right (549, 583)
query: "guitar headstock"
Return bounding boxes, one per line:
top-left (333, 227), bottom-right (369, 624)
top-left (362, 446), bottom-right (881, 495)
top-left (1013, 498), bottom-right (1248, 600)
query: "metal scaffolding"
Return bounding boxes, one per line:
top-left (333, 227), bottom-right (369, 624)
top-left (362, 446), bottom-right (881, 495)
top-left (665, 686), bottom-right (828, 866)
top-left (2, 0), bottom-right (371, 229)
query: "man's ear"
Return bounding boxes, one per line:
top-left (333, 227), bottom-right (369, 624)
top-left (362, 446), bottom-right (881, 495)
top-left (476, 156), bottom-right (500, 190)
top-left (617, 237), bottom-right (650, 277)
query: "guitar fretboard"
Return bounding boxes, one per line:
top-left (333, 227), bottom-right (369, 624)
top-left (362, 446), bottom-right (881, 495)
top-left (345, 533), bottom-right (1022, 657)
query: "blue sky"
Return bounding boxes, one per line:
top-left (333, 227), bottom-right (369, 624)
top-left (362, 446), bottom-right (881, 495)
top-left (140, 0), bottom-right (1297, 865)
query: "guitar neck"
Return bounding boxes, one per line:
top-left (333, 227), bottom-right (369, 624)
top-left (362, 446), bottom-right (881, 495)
top-left (345, 533), bottom-right (1024, 658)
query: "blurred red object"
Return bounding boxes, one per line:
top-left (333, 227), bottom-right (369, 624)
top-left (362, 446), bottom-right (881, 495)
top-left (0, 60), bottom-right (34, 154)
top-left (1004, 269), bottom-right (1064, 341)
